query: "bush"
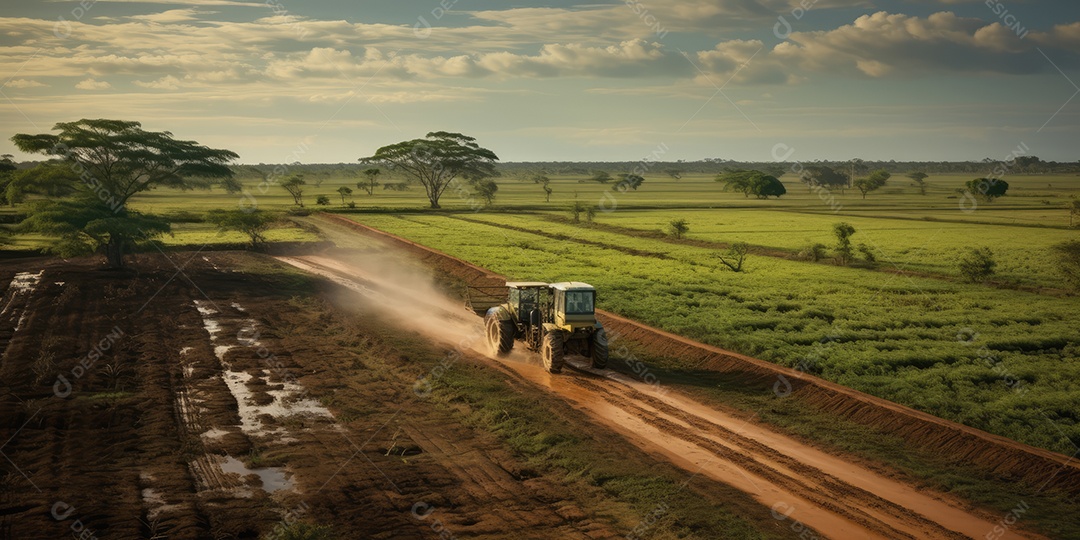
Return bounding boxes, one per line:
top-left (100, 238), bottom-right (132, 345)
top-left (798, 243), bottom-right (827, 262)
top-left (668, 219), bottom-right (689, 239)
top-left (958, 247), bottom-right (996, 282)
top-left (857, 243), bottom-right (876, 264)
top-left (315, 195), bottom-right (331, 206)
top-left (833, 222), bottom-right (856, 265)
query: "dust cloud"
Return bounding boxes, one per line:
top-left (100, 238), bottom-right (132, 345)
top-left (279, 251), bottom-right (490, 354)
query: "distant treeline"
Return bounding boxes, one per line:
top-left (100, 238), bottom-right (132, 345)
top-left (11, 156), bottom-right (1080, 181)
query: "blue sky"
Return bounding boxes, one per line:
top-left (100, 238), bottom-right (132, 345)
top-left (0, 0), bottom-right (1078, 163)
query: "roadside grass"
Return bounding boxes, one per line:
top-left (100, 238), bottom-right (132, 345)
top-left (346, 213), bottom-right (1080, 455)
top-left (604, 343), bottom-right (1080, 540)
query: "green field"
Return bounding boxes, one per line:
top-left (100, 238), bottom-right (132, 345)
top-left (3, 170), bottom-right (1078, 456)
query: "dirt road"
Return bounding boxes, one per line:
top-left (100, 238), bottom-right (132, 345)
top-left (278, 253), bottom-right (1046, 540)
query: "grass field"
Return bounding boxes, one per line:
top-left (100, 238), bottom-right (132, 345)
top-left (3, 170), bottom-right (1078, 456)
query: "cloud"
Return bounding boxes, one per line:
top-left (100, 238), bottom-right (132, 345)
top-left (3, 79), bottom-right (47, 88)
top-left (134, 75), bottom-right (182, 89)
top-left (127, 9), bottom-right (218, 24)
top-left (773, 11), bottom-right (1051, 78)
top-left (74, 78), bottom-right (112, 90)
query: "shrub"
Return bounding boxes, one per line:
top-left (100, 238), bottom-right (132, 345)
top-left (857, 243), bottom-right (877, 264)
top-left (798, 243), bottom-right (827, 262)
top-left (833, 222), bottom-right (856, 265)
top-left (668, 219), bottom-right (689, 239)
top-left (958, 247), bottom-right (996, 282)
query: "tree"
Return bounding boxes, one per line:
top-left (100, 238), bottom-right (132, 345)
top-left (966, 178), bottom-right (1009, 202)
top-left (337, 186), bottom-right (353, 205)
top-left (750, 175), bottom-right (786, 199)
top-left (359, 168), bottom-right (381, 195)
top-left (474, 178), bottom-right (498, 206)
top-left (833, 222), bottom-right (856, 265)
top-left (1067, 196), bottom-right (1080, 228)
top-left (668, 219), bottom-right (689, 239)
top-left (804, 166), bottom-right (848, 192)
top-left (207, 209), bottom-right (278, 249)
top-left (616, 174), bottom-right (645, 191)
top-left (908, 171), bottom-right (929, 195)
top-left (854, 169), bottom-right (890, 199)
top-left (718, 242), bottom-right (749, 272)
top-left (3, 162), bottom-right (79, 205)
top-left (717, 170), bottom-right (785, 199)
top-left (359, 132), bottom-right (498, 209)
top-left (958, 247), bottom-right (996, 282)
top-left (588, 171), bottom-right (612, 184)
top-left (315, 195), bottom-right (330, 206)
top-left (534, 175), bottom-right (553, 202)
top-left (717, 169), bottom-right (757, 197)
top-left (11, 119), bottom-right (238, 268)
top-left (1051, 241), bottom-right (1080, 289)
top-left (281, 175), bottom-right (306, 207)
top-left (570, 201), bottom-right (595, 223)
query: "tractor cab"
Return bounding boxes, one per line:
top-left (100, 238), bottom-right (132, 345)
top-left (549, 282), bottom-right (597, 330)
top-left (505, 282), bottom-right (550, 325)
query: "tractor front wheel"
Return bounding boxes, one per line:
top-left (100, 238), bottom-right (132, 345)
top-left (486, 315), bottom-right (515, 356)
top-left (541, 331), bottom-right (565, 374)
top-left (590, 328), bottom-right (609, 369)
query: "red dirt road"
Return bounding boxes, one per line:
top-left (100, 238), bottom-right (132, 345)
top-left (279, 252), bottom-right (1046, 540)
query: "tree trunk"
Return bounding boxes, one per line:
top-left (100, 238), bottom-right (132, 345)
top-left (105, 237), bottom-right (125, 269)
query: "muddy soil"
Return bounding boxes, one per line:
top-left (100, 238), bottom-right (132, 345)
top-left (0, 254), bottom-right (622, 539)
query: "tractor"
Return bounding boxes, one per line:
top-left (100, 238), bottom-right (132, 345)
top-left (468, 281), bottom-right (608, 373)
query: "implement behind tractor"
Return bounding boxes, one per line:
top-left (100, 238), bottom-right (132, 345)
top-left (467, 282), bottom-right (608, 373)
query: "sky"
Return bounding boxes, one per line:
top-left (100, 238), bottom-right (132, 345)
top-left (0, 0), bottom-right (1078, 164)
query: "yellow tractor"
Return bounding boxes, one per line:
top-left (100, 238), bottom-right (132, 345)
top-left (468, 281), bottom-right (608, 373)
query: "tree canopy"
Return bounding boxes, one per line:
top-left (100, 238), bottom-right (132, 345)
top-left (358, 132), bottom-right (498, 209)
top-left (11, 119), bottom-right (239, 268)
top-left (966, 178), bottom-right (1009, 201)
top-left (717, 169), bottom-right (786, 199)
top-left (853, 169), bottom-right (891, 199)
top-left (207, 208), bottom-right (279, 249)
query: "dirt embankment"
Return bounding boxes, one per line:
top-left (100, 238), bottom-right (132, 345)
top-left (316, 213), bottom-right (1080, 497)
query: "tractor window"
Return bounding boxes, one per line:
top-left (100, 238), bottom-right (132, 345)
top-left (509, 288), bottom-right (520, 306)
top-left (565, 291), bottom-right (594, 314)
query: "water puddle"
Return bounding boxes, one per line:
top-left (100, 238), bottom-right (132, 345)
top-left (218, 455), bottom-right (292, 493)
top-left (140, 473), bottom-right (181, 519)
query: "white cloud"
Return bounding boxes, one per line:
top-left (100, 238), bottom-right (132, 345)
top-left (128, 9), bottom-right (218, 24)
top-left (134, 75), bottom-right (182, 89)
top-left (773, 11), bottom-right (1046, 78)
top-left (3, 79), bottom-right (47, 88)
top-left (75, 78), bottom-right (112, 90)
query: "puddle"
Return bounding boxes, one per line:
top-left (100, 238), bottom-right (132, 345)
top-left (201, 427), bottom-right (230, 441)
top-left (214, 345), bottom-right (234, 361)
top-left (219, 455), bottom-right (292, 493)
top-left (180, 346), bottom-right (193, 355)
top-left (221, 368), bottom-right (333, 438)
top-left (9, 271), bottom-right (43, 292)
top-left (231, 302), bottom-right (246, 312)
top-left (140, 473), bottom-right (182, 519)
top-left (4, 271), bottom-right (44, 326)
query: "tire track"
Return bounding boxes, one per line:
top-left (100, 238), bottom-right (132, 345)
top-left (280, 252), bottom-right (1047, 540)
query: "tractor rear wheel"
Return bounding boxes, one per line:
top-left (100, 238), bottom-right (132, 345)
top-left (590, 328), bottom-right (609, 369)
top-left (541, 331), bottom-right (565, 374)
top-left (485, 315), bottom-right (514, 356)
